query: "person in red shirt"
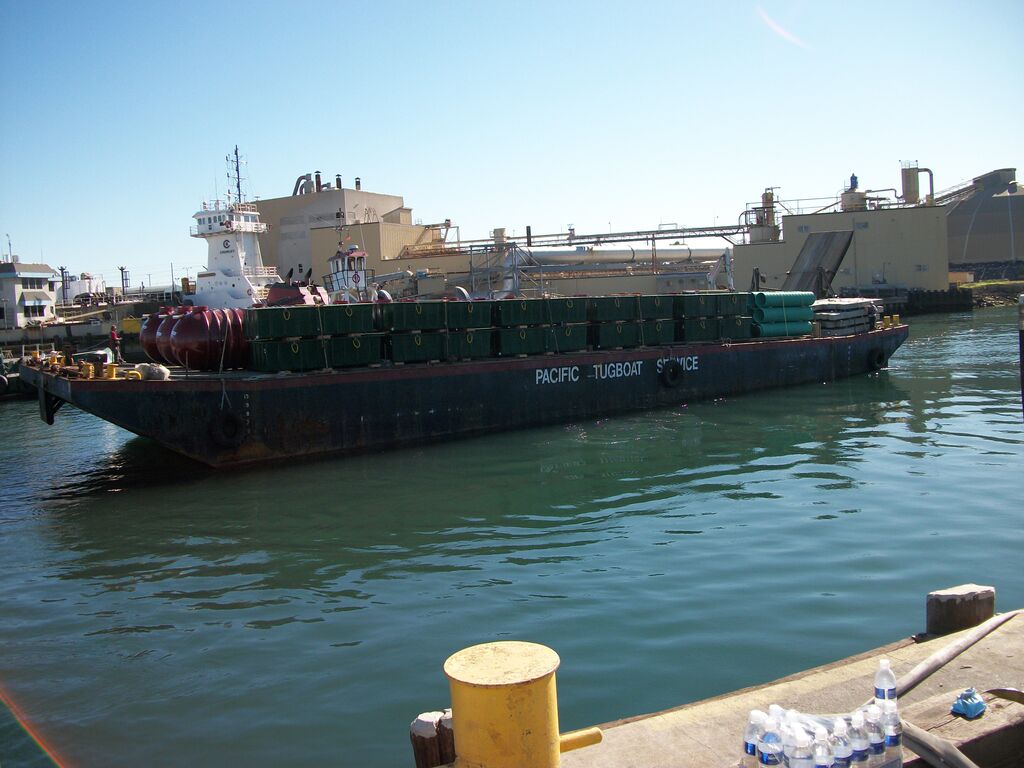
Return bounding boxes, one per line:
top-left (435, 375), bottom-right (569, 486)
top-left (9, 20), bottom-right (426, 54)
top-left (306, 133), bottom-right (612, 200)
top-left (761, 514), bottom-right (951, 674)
top-left (109, 326), bottom-right (123, 363)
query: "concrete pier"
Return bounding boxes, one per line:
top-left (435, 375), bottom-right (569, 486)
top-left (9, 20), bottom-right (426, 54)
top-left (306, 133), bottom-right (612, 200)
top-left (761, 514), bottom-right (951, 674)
top-left (560, 614), bottom-right (1024, 768)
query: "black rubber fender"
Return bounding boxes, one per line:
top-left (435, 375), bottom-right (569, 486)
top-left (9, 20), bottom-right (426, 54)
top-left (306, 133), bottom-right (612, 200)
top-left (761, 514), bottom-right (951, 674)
top-left (868, 348), bottom-right (886, 371)
top-left (210, 410), bottom-right (246, 449)
top-left (660, 359), bottom-right (682, 388)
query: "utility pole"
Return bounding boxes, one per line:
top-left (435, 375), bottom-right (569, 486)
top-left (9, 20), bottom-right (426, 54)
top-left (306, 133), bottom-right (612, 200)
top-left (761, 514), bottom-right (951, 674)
top-left (118, 266), bottom-right (130, 294)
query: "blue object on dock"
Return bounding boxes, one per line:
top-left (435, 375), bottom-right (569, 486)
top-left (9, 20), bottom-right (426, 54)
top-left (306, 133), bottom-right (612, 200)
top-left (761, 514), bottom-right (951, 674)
top-left (951, 688), bottom-right (986, 719)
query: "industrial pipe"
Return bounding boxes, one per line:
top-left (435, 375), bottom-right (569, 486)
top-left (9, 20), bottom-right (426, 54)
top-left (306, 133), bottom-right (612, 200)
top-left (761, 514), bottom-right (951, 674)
top-left (292, 173), bottom-right (312, 196)
top-left (919, 167), bottom-right (935, 203)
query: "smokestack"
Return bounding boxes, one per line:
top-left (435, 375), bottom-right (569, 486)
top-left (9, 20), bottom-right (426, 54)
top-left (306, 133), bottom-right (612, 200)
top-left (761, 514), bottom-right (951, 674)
top-left (315, 171), bottom-right (322, 193)
top-left (355, 177), bottom-right (361, 191)
top-left (336, 174), bottom-right (342, 189)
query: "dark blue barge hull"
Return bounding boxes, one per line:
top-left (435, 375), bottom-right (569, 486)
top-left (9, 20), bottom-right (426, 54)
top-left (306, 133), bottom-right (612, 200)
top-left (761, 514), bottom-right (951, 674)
top-left (22, 326), bottom-right (908, 467)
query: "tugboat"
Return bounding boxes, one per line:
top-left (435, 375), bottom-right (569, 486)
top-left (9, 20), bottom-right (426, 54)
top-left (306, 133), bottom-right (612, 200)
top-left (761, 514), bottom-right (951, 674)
top-left (185, 147), bottom-right (282, 309)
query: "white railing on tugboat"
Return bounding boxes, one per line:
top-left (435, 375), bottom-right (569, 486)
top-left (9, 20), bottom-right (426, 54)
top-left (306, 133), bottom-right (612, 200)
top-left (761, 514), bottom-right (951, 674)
top-left (243, 266), bottom-right (279, 278)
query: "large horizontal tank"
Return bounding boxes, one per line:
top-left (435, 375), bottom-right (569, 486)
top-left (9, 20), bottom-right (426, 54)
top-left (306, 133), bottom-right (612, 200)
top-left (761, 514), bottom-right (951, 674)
top-left (524, 245), bottom-right (730, 266)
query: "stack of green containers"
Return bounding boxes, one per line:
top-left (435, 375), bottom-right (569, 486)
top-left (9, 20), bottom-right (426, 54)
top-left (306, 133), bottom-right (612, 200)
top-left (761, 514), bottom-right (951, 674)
top-left (242, 292), bottom-right (788, 373)
top-left (673, 292), bottom-right (753, 343)
top-left (246, 304), bottom-right (383, 372)
top-left (750, 292), bottom-right (814, 337)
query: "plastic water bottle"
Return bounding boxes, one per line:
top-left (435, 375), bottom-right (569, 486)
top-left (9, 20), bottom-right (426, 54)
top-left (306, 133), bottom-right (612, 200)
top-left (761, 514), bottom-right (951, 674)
top-left (873, 659), bottom-right (897, 707)
top-left (849, 711), bottom-right (869, 764)
top-left (864, 705), bottom-right (885, 767)
top-left (758, 716), bottom-right (784, 767)
top-left (881, 700), bottom-right (902, 768)
top-left (831, 718), bottom-right (853, 768)
top-left (782, 710), bottom-right (801, 764)
top-left (789, 726), bottom-right (815, 768)
top-left (742, 710), bottom-right (768, 768)
top-left (813, 725), bottom-right (835, 768)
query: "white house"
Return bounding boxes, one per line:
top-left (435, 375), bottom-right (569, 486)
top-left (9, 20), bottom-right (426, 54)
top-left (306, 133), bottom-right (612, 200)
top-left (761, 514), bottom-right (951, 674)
top-left (0, 260), bottom-right (59, 329)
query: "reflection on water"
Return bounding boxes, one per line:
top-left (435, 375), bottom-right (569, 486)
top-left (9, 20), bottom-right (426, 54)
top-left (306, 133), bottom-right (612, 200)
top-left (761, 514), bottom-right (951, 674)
top-left (1, 308), bottom-right (1022, 767)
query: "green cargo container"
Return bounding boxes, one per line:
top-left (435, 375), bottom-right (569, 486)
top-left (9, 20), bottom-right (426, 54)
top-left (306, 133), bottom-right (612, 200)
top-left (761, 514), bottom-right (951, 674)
top-left (379, 301), bottom-right (446, 331)
top-left (715, 292), bottom-right (751, 317)
top-left (249, 338), bottom-right (325, 372)
top-left (639, 295), bottom-right (673, 319)
top-left (592, 321), bottom-right (641, 349)
top-left (447, 329), bottom-right (493, 359)
top-left (389, 331), bottom-right (446, 363)
top-left (494, 298), bottom-right (547, 327)
top-left (496, 326), bottom-right (547, 356)
top-left (674, 293), bottom-right (716, 319)
top-left (719, 316), bottom-right (753, 340)
top-left (545, 297), bottom-right (588, 324)
top-left (247, 306), bottom-right (324, 339)
top-left (681, 317), bottom-right (720, 342)
top-left (587, 295), bottom-right (639, 322)
top-left (544, 323), bottom-right (588, 354)
top-left (446, 301), bottom-right (495, 329)
top-left (641, 319), bottom-right (675, 345)
top-left (319, 303), bottom-right (376, 335)
top-left (324, 333), bottom-right (383, 368)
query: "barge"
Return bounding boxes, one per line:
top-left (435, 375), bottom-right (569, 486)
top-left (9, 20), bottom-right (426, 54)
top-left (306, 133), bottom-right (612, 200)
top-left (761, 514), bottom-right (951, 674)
top-left (20, 293), bottom-right (908, 468)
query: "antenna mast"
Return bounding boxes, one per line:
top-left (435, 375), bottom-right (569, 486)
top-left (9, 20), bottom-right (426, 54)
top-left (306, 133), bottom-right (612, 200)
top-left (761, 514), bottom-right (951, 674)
top-left (226, 145), bottom-right (247, 203)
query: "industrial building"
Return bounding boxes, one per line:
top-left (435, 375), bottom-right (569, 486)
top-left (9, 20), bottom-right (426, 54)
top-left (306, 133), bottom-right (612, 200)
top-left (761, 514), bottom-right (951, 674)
top-left (252, 163), bottom-right (1018, 304)
top-left (732, 164), bottom-right (1020, 303)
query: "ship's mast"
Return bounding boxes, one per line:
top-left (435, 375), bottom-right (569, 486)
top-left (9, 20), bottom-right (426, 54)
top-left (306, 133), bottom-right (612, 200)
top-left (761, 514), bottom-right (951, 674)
top-left (227, 145), bottom-right (245, 204)
top-left (234, 145), bottom-right (242, 203)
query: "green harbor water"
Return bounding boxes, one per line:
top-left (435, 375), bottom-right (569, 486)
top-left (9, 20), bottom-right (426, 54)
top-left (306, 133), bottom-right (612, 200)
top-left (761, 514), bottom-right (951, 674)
top-left (1, 307), bottom-right (1022, 767)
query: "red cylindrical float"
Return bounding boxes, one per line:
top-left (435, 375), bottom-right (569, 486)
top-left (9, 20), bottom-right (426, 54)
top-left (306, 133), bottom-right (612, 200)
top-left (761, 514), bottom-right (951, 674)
top-left (140, 308), bottom-right (168, 363)
top-left (170, 306), bottom-right (213, 370)
top-left (155, 306), bottom-right (189, 366)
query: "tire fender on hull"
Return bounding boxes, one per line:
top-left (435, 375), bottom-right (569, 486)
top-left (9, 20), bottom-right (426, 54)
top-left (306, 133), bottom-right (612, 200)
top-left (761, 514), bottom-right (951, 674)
top-left (660, 360), bottom-right (682, 388)
top-left (209, 411), bottom-right (246, 449)
top-left (868, 348), bottom-right (886, 371)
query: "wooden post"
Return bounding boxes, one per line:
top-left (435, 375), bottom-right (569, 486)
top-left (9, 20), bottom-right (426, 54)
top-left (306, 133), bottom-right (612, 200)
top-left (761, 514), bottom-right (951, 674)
top-left (438, 708), bottom-right (456, 764)
top-left (409, 711), bottom-right (444, 768)
top-left (926, 584), bottom-right (995, 636)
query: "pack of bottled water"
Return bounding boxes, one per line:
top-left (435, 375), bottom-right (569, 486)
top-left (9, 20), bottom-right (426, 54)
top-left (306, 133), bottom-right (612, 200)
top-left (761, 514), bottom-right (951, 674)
top-left (740, 658), bottom-right (902, 768)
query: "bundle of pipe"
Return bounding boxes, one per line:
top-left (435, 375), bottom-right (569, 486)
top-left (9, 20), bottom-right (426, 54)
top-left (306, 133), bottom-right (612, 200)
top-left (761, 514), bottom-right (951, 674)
top-left (750, 292), bottom-right (815, 338)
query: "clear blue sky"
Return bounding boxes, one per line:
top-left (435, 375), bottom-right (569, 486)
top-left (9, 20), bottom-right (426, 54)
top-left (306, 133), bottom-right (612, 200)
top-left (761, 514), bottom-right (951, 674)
top-left (1, 0), bottom-right (1020, 288)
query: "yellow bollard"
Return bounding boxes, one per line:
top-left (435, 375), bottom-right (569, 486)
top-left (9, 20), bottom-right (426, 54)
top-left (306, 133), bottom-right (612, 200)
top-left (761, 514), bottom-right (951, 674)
top-left (893, 313), bottom-right (901, 326)
top-left (103, 363), bottom-right (119, 380)
top-left (80, 362), bottom-right (94, 379)
top-left (882, 315), bottom-right (891, 329)
top-left (444, 641), bottom-right (601, 768)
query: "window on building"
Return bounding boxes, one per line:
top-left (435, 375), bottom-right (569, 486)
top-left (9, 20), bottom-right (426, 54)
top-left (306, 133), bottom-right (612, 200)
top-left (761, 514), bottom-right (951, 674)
top-left (25, 305), bottom-right (45, 318)
top-left (0, 306), bottom-right (5, 320)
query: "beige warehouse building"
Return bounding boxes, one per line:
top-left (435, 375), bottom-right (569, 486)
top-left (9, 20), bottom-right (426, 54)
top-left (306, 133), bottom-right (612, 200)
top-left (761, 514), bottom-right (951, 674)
top-left (733, 205), bottom-right (951, 293)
